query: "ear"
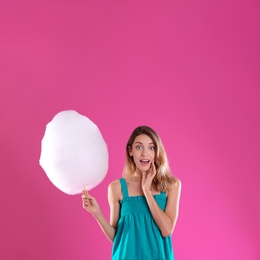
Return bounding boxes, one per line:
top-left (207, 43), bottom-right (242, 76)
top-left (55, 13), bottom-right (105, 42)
top-left (128, 145), bottom-right (132, 156)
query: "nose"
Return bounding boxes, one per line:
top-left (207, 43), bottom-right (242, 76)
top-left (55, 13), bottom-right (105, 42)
top-left (141, 147), bottom-right (149, 156)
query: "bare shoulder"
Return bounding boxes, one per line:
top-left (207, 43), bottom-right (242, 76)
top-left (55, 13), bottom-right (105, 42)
top-left (108, 179), bottom-right (121, 192)
top-left (173, 177), bottom-right (182, 189)
top-left (108, 179), bottom-right (122, 202)
top-left (167, 177), bottom-right (182, 197)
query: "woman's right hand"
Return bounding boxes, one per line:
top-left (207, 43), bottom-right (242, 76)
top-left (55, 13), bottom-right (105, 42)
top-left (82, 189), bottom-right (101, 217)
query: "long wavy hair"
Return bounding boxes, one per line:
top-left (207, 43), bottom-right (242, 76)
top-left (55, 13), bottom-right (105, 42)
top-left (123, 126), bottom-right (177, 192)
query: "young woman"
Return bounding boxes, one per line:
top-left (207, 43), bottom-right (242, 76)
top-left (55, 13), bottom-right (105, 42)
top-left (82, 126), bottom-right (181, 259)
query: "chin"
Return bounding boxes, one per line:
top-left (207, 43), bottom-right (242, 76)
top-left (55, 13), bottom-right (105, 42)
top-left (138, 166), bottom-right (150, 172)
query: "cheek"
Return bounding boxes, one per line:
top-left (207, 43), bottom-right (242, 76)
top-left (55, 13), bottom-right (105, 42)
top-left (132, 153), bottom-right (140, 164)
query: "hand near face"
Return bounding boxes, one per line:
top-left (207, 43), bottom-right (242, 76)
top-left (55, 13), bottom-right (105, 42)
top-left (141, 161), bottom-right (156, 195)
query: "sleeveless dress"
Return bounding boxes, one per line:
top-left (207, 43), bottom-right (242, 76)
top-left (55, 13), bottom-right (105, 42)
top-left (112, 178), bottom-right (174, 260)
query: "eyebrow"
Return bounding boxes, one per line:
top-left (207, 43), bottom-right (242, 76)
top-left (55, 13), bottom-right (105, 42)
top-left (134, 141), bottom-right (154, 145)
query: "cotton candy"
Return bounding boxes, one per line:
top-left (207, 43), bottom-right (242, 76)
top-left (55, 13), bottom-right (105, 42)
top-left (39, 110), bottom-right (108, 195)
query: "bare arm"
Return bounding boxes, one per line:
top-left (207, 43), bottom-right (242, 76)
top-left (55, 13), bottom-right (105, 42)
top-left (142, 162), bottom-right (182, 237)
top-left (82, 181), bottom-right (121, 243)
top-left (144, 178), bottom-right (182, 237)
top-left (108, 180), bottom-right (121, 229)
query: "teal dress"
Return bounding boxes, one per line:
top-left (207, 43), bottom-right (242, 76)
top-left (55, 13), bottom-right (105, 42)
top-left (112, 178), bottom-right (174, 260)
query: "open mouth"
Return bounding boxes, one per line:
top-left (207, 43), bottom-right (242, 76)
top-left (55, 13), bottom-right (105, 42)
top-left (140, 160), bottom-right (150, 166)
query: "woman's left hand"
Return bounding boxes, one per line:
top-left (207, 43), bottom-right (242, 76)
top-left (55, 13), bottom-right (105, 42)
top-left (141, 161), bottom-right (156, 195)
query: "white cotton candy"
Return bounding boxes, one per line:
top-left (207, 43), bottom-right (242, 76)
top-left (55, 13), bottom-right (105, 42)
top-left (39, 110), bottom-right (108, 195)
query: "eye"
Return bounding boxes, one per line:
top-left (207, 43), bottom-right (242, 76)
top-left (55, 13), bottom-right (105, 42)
top-left (149, 146), bottom-right (155, 150)
top-left (136, 145), bottom-right (142, 150)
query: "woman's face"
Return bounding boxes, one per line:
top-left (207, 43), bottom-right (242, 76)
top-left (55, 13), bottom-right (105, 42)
top-left (129, 134), bottom-right (155, 173)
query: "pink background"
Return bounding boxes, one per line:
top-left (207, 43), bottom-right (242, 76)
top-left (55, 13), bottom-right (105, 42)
top-left (1, 1), bottom-right (259, 259)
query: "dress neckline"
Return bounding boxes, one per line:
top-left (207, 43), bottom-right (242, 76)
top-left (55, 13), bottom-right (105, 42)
top-left (120, 192), bottom-right (166, 203)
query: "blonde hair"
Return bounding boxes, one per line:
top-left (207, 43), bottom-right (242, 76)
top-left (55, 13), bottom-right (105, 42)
top-left (123, 126), bottom-right (177, 192)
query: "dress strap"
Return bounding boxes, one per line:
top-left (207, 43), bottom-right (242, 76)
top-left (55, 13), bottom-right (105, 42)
top-left (119, 178), bottom-right (129, 198)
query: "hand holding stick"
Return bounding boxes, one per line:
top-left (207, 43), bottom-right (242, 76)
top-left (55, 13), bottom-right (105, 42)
top-left (82, 188), bottom-right (101, 216)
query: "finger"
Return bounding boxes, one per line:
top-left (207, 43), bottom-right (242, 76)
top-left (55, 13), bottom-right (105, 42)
top-left (152, 160), bottom-right (155, 169)
top-left (150, 161), bottom-right (156, 175)
top-left (141, 172), bottom-right (147, 185)
top-left (152, 162), bottom-right (156, 175)
top-left (84, 200), bottom-right (90, 207)
top-left (83, 188), bottom-right (91, 197)
top-left (148, 162), bottom-right (154, 174)
top-left (82, 198), bottom-right (89, 203)
top-left (85, 190), bottom-right (94, 199)
top-left (82, 189), bottom-right (92, 199)
top-left (82, 194), bottom-right (89, 200)
top-left (146, 163), bottom-right (152, 174)
top-left (82, 188), bottom-right (87, 196)
top-left (83, 201), bottom-right (88, 209)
